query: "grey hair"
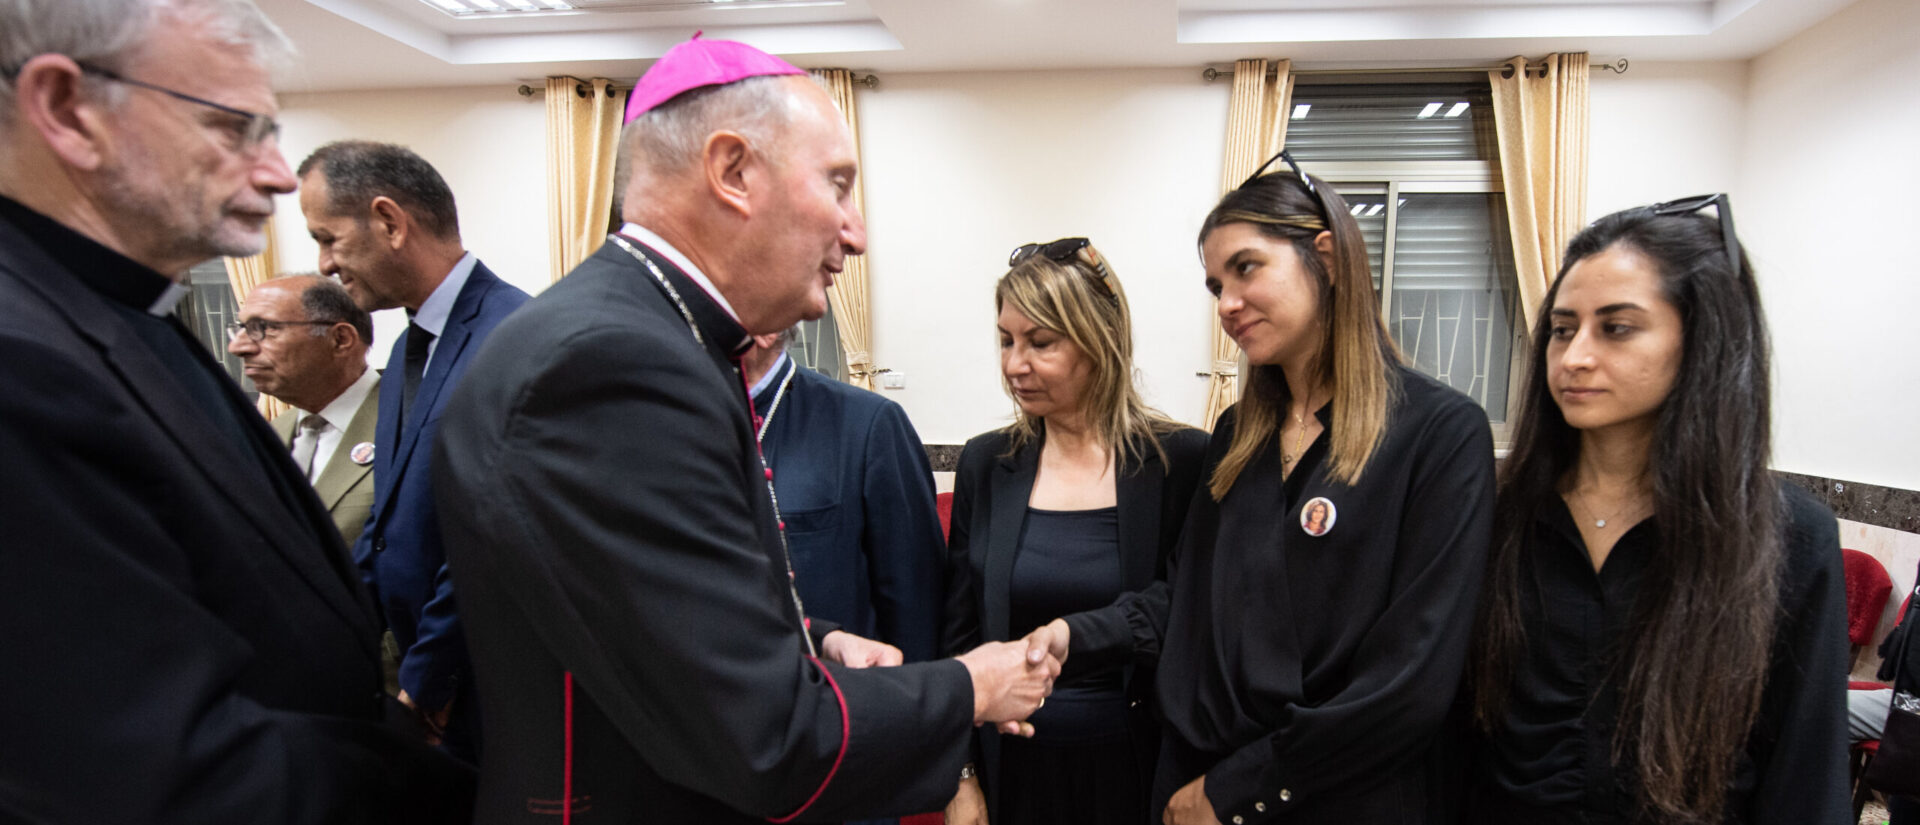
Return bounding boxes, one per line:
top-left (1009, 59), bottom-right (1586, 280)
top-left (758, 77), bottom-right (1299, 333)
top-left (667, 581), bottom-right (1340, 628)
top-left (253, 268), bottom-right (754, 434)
top-left (0, 0), bottom-right (294, 130)
top-left (274, 273), bottom-right (373, 347)
top-left (617, 74), bottom-right (806, 196)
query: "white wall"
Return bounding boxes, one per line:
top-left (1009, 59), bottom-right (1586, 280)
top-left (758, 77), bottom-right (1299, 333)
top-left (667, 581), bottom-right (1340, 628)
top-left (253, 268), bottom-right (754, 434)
top-left (1586, 61), bottom-right (1748, 219)
top-left (270, 85), bottom-right (551, 367)
top-left (1739, 0), bottom-right (1920, 491)
top-left (259, 39), bottom-right (1920, 492)
top-left (858, 68), bottom-right (1228, 444)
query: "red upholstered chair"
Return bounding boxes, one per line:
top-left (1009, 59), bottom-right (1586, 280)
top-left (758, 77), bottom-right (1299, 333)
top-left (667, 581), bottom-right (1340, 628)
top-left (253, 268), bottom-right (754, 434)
top-left (1847, 560), bottom-right (1908, 824)
top-left (937, 491), bottom-right (954, 542)
top-left (901, 492), bottom-right (957, 825)
top-left (1843, 548), bottom-right (1894, 659)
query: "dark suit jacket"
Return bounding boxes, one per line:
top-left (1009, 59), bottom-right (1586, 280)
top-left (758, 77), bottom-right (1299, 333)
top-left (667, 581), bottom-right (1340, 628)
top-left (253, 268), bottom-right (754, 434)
top-left (273, 372), bottom-right (380, 546)
top-left (941, 425), bottom-right (1210, 821)
top-left (0, 205), bottom-right (471, 823)
top-left (433, 238), bottom-right (976, 824)
top-left (354, 262), bottom-right (527, 723)
top-left (755, 356), bottom-right (945, 662)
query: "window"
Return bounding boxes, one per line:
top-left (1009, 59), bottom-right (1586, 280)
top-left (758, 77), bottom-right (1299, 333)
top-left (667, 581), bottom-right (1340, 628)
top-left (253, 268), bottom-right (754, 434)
top-left (1289, 80), bottom-right (1523, 440)
top-left (176, 259), bottom-right (258, 402)
top-left (788, 307), bottom-right (848, 382)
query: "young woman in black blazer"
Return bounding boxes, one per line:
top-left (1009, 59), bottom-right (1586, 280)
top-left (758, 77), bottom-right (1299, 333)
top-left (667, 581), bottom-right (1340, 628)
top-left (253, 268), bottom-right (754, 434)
top-left (1028, 154), bottom-right (1497, 825)
top-left (942, 238), bottom-right (1208, 825)
top-left (1466, 197), bottom-right (1849, 824)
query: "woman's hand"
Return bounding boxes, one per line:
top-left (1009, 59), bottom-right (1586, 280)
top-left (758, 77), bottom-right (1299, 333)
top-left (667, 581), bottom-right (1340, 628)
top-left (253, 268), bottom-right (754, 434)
top-left (945, 774), bottom-right (989, 825)
top-left (1163, 775), bottom-right (1222, 825)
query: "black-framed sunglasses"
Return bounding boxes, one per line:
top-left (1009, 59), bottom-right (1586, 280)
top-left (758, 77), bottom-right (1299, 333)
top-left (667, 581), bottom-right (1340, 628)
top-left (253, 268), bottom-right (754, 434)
top-left (1, 58), bottom-right (282, 150)
top-left (1644, 193), bottom-right (1742, 276)
top-left (1008, 237), bottom-right (1120, 303)
top-left (1239, 148), bottom-right (1327, 217)
top-left (226, 318), bottom-right (332, 343)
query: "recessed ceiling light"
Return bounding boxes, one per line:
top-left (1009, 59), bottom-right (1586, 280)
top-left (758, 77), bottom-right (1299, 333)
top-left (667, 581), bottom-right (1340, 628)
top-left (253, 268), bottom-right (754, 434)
top-left (1367, 204), bottom-right (1386, 216)
top-left (1291, 104), bottom-right (1311, 120)
top-left (1417, 102), bottom-right (1442, 119)
top-left (1349, 204), bottom-right (1366, 216)
top-left (428, 0), bottom-right (466, 10)
top-left (1445, 102), bottom-right (1469, 118)
top-left (470, 0), bottom-right (502, 8)
top-left (541, 0), bottom-right (572, 7)
top-left (505, 0), bottom-right (537, 8)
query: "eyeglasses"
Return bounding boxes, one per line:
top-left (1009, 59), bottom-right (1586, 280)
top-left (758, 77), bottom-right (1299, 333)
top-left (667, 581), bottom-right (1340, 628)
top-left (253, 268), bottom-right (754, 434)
top-left (1644, 193), bottom-right (1742, 277)
top-left (1008, 237), bottom-right (1120, 303)
top-left (7, 59), bottom-right (284, 151)
top-left (226, 318), bottom-right (331, 343)
top-left (1240, 148), bottom-right (1327, 213)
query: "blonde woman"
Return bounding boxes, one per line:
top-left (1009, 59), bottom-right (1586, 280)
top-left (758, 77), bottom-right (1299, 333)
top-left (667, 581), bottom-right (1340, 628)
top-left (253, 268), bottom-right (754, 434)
top-left (943, 238), bottom-right (1208, 825)
top-left (1027, 154), bottom-right (1497, 825)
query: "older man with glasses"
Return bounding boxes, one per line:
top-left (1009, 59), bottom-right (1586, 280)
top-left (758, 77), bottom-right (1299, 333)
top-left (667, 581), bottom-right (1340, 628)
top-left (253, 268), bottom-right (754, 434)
top-left (0, 1), bottom-right (474, 822)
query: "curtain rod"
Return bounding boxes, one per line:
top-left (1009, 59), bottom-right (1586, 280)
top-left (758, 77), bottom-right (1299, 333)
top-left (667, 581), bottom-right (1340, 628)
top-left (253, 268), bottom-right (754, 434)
top-left (516, 71), bottom-right (878, 97)
top-left (1200, 57), bottom-right (1628, 83)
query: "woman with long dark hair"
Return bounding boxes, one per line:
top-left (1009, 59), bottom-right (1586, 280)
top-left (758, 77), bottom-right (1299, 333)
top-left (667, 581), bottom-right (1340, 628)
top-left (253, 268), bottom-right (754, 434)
top-left (1029, 154), bottom-right (1496, 825)
top-left (1466, 196), bottom-right (1849, 824)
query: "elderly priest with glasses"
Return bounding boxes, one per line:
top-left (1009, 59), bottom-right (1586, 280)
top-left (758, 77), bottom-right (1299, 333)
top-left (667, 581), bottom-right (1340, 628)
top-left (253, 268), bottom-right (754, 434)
top-left (0, 0), bottom-right (474, 823)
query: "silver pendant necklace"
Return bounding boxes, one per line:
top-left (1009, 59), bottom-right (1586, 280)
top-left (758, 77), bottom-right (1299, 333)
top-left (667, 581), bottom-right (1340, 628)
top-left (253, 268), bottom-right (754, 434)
top-left (609, 233), bottom-right (816, 657)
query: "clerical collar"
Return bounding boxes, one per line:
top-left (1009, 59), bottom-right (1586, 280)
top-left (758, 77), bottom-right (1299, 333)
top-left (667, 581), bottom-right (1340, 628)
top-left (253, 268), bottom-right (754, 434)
top-left (610, 228), bottom-right (752, 357)
top-left (748, 351), bottom-right (792, 400)
top-left (617, 222), bottom-right (743, 325)
top-left (0, 193), bottom-right (192, 316)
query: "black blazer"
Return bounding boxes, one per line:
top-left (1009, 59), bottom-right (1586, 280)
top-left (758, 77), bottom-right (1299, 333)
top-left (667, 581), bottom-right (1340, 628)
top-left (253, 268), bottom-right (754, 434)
top-left (434, 238), bottom-right (978, 824)
top-left (941, 424), bottom-right (1210, 819)
top-left (0, 210), bottom-right (472, 823)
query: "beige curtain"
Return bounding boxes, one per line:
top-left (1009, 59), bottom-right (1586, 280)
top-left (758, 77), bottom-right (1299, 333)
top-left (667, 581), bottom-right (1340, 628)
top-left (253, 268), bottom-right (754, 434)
top-left (1203, 59), bottom-right (1294, 428)
top-left (223, 221), bottom-right (289, 420)
top-left (1489, 53), bottom-right (1589, 335)
top-left (544, 76), bottom-right (623, 284)
top-left (808, 68), bottom-right (876, 390)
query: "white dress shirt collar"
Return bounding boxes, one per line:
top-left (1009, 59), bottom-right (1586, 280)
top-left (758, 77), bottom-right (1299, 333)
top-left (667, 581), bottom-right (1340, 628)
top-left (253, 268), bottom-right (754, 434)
top-left (411, 252), bottom-right (479, 339)
top-left (295, 366), bottom-right (379, 482)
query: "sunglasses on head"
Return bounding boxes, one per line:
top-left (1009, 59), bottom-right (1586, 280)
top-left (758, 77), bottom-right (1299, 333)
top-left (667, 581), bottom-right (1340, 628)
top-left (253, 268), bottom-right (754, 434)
top-left (1239, 148), bottom-right (1327, 216)
top-left (1008, 237), bottom-right (1120, 303)
top-left (1643, 193), bottom-right (1742, 277)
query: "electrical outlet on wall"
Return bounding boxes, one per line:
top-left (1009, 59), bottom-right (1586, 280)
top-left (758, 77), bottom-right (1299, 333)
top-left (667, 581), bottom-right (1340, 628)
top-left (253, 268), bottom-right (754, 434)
top-left (881, 372), bottom-right (906, 390)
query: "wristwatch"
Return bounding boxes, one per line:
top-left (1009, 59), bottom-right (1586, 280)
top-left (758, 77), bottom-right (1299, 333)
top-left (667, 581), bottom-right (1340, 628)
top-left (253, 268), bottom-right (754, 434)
top-left (959, 762), bottom-right (976, 781)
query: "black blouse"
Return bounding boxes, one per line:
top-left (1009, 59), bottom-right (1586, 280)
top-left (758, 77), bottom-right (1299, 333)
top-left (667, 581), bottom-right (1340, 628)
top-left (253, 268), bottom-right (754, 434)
top-left (1076, 365), bottom-right (1497, 824)
top-left (1476, 485), bottom-right (1851, 825)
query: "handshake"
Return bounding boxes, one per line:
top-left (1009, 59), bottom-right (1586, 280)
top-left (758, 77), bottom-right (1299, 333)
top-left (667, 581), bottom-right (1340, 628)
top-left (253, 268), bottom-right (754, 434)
top-left (957, 618), bottom-right (1073, 737)
top-left (821, 619), bottom-right (1075, 737)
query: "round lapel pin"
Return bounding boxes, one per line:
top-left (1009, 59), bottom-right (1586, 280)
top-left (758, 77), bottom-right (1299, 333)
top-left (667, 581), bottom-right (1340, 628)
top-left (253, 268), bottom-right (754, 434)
top-left (1300, 496), bottom-right (1336, 537)
top-left (350, 442), bottom-right (376, 465)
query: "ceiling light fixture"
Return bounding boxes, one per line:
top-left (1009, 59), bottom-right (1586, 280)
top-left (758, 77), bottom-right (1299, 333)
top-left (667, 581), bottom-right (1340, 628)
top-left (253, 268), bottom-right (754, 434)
top-left (1367, 204), bottom-right (1386, 217)
top-left (469, 0), bottom-right (503, 8)
top-left (1349, 204), bottom-right (1366, 216)
top-left (504, 0), bottom-right (538, 7)
top-left (1445, 102), bottom-right (1469, 118)
top-left (1417, 102), bottom-right (1442, 119)
top-left (428, 0), bottom-right (467, 10)
top-left (1291, 104), bottom-right (1310, 120)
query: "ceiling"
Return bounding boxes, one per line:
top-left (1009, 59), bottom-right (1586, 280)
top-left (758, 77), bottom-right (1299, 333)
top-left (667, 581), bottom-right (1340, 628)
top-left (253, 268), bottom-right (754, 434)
top-left (259, 0), bottom-right (1862, 92)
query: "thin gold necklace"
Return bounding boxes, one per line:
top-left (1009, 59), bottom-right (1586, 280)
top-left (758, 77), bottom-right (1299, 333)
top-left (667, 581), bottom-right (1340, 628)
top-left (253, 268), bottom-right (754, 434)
top-left (1283, 392), bottom-right (1319, 469)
